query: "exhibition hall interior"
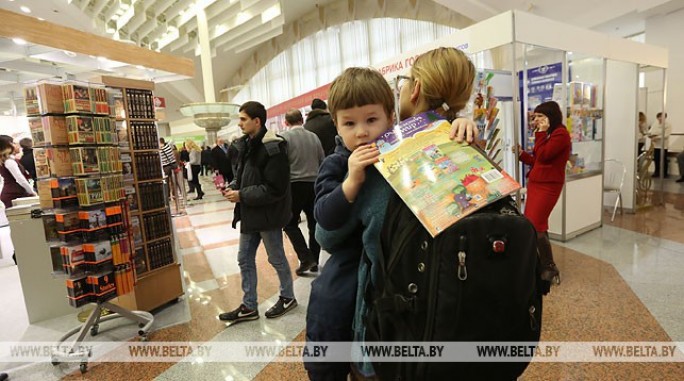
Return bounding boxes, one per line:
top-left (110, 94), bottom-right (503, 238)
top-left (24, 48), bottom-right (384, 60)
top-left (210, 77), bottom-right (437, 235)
top-left (0, 0), bottom-right (684, 380)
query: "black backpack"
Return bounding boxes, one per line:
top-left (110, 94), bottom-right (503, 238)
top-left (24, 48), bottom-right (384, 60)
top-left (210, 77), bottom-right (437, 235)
top-left (365, 195), bottom-right (544, 381)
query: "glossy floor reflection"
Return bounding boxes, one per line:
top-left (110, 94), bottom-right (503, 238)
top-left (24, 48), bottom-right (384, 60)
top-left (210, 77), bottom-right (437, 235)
top-left (2, 176), bottom-right (684, 380)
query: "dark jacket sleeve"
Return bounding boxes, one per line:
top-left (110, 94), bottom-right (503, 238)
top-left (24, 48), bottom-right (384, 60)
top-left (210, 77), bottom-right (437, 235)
top-left (240, 141), bottom-right (290, 206)
top-left (314, 154), bottom-right (354, 230)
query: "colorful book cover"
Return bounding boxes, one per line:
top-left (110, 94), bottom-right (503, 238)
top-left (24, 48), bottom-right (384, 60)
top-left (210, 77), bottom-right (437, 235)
top-left (374, 111), bottom-right (521, 237)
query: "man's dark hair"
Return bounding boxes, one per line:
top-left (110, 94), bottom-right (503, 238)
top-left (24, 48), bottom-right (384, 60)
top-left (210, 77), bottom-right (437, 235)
top-left (311, 98), bottom-right (327, 110)
top-left (240, 101), bottom-right (267, 128)
top-left (656, 112), bottom-right (668, 118)
top-left (0, 135), bottom-right (13, 144)
top-left (159, 137), bottom-right (166, 144)
top-left (19, 137), bottom-right (32, 149)
top-left (285, 109), bottom-right (304, 126)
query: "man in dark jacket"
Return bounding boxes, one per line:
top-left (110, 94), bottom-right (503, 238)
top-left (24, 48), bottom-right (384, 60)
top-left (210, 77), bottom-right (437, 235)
top-left (211, 138), bottom-right (233, 184)
top-left (304, 98), bottom-right (336, 156)
top-left (200, 146), bottom-right (212, 176)
top-left (218, 101), bottom-right (296, 323)
top-left (18, 138), bottom-right (36, 188)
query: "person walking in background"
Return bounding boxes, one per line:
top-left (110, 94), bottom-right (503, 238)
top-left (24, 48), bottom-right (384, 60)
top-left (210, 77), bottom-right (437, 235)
top-left (280, 109), bottom-right (324, 275)
top-left (0, 135), bottom-right (36, 208)
top-left (179, 143), bottom-right (194, 194)
top-left (304, 98), bottom-right (337, 156)
top-left (518, 101), bottom-right (571, 285)
top-left (211, 138), bottom-right (233, 186)
top-left (648, 112), bottom-right (671, 177)
top-left (218, 101), bottom-right (296, 323)
top-left (18, 138), bottom-right (36, 188)
top-left (185, 139), bottom-right (204, 200)
top-left (200, 146), bottom-right (212, 176)
top-left (1, 135), bottom-right (37, 266)
top-left (637, 112), bottom-right (648, 154)
top-left (676, 150), bottom-right (684, 183)
top-left (159, 138), bottom-right (179, 199)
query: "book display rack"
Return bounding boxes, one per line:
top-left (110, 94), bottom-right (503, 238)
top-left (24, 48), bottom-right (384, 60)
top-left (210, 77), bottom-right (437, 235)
top-left (473, 71), bottom-right (504, 167)
top-left (25, 80), bottom-right (153, 373)
top-left (101, 76), bottom-right (183, 313)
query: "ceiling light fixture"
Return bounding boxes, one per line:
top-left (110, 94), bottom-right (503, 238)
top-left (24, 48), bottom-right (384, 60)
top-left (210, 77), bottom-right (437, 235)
top-left (12, 38), bottom-right (27, 45)
top-left (37, 17), bottom-right (45, 21)
top-left (20, 6), bottom-right (31, 13)
top-left (63, 50), bottom-right (77, 57)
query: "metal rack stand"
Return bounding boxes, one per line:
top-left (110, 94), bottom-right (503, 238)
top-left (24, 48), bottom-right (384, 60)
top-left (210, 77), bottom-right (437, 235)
top-left (51, 301), bottom-right (153, 374)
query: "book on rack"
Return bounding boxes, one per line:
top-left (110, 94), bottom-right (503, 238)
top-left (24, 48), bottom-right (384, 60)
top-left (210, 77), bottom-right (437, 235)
top-left (63, 83), bottom-right (93, 114)
top-left (66, 115), bottom-right (96, 145)
top-left (374, 111), bottom-right (521, 237)
top-left (24, 83), bottom-right (64, 116)
top-left (29, 116), bottom-right (68, 147)
top-left (34, 147), bottom-right (73, 178)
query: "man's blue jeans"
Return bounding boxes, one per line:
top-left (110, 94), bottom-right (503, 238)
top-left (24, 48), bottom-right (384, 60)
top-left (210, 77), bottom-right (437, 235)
top-left (237, 229), bottom-right (294, 310)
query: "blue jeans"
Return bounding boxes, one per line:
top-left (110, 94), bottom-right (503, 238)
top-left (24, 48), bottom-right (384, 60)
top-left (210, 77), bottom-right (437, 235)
top-left (237, 229), bottom-right (294, 310)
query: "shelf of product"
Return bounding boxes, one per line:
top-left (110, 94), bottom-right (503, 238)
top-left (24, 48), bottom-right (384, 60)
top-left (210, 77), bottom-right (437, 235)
top-left (24, 79), bottom-right (134, 310)
top-left (101, 76), bottom-right (182, 312)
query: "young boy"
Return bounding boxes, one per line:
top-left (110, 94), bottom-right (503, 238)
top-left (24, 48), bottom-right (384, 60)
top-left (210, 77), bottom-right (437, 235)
top-left (304, 67), bottom-right (395, 381)
top-left (306, 60), bottom-right (480, 378)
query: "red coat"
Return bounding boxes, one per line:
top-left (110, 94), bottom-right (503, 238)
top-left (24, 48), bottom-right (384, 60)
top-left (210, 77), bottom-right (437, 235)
top-left (519, 126), bottom-right (571, 232)
top-left (519, 127), bottom-right (571, 184)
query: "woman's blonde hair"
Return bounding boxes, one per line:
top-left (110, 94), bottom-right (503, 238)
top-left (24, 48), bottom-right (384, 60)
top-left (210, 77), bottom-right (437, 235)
top-left (185, 139), bottom-right (201, 152)
top-left (410, 47), bottom-right (476, 120)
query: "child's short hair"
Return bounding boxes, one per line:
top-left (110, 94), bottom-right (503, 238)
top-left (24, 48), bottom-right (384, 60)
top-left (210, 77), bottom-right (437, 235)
top-left (328, 67), bottom-right (394, 124)
top-left (411, 47), bottom-right (475, 120)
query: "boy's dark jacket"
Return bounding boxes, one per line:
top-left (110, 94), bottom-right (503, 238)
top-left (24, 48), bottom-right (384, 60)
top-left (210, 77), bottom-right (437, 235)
top-left (231, 126), bottom-right (291, 233)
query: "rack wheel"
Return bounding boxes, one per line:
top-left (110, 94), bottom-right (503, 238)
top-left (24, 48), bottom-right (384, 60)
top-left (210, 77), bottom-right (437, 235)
top-left (140, 334), bottom-right (148, 342)
top-left (90, 325), bottom-right (99, 336)
top-left (138, 323), bottom-right (145, 328)
top-left (51, 358), bottom-right (60, 366)
top-left (80, 363), bottom-right (88, 373)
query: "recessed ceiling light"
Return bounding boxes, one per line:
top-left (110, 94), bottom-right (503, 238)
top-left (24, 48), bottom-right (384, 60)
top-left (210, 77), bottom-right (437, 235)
top-left (97, 56), bottom-right (108, 62)
top-left (63, 50), bottom-right (77, 57)
top-left (136, 65), bottom-right (145, 70)
top-left (37, 17), bottom-right (45, 21)
top-left (12, 38), bottom-right (27, 45)
top-left (20, 6), bottom-right (31, 13)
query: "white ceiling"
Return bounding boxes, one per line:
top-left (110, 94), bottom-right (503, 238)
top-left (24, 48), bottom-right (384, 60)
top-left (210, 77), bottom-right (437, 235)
top-left (0, 0), bottom-right (683, 120)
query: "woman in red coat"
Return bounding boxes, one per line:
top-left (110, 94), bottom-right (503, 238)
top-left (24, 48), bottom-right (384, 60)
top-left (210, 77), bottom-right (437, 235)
top-left (518, 101), bottom-right (571, 285)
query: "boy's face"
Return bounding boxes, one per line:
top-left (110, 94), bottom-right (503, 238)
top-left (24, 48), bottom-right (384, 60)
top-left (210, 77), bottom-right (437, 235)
top-left (335, 104), bottom-right (393, 151)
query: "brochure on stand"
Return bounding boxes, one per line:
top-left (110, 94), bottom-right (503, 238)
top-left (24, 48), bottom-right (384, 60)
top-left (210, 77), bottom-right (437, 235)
top-left (374, 111), bottom-right (520, 237)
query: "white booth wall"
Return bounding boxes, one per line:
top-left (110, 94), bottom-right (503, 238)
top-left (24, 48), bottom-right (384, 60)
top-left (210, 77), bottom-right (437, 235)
top-left (646, 7), bottom-right (684, 151)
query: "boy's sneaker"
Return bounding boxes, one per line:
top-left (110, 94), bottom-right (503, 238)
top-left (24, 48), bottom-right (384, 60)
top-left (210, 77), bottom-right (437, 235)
top-left (265, 297), bottom-right (297, 318)
top-left (218, 304), bottom-right (259, 322)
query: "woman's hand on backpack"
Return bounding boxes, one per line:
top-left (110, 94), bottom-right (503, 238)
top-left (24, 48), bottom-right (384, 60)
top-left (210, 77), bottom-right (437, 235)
top-left (450, 118), bottom-right (479, 144)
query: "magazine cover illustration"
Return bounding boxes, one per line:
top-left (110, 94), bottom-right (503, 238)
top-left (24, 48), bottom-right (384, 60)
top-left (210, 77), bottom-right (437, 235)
top-left (375, 111), bottom-right (520, 237)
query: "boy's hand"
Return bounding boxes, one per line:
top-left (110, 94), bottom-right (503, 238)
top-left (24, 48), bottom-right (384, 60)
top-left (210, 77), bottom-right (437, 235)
top-left (343, 144), bottom-right (379, 203)
top-left (347, 144), bottom-right (380, 183)
top-left (449, 118), bottom-right (479, 144)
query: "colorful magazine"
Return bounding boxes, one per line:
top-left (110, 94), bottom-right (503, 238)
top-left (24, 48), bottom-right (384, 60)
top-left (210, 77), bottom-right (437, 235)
top-left (374, 111), bottom-right (521, 237)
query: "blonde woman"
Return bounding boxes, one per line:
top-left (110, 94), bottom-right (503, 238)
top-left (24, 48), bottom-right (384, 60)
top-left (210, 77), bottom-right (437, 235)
top-left (185, 139), bottom-right (204, 200)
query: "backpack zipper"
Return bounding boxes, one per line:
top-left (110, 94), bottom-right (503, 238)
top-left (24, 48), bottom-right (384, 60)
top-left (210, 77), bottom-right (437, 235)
top-left (457, 235), bottom-right (468, 281)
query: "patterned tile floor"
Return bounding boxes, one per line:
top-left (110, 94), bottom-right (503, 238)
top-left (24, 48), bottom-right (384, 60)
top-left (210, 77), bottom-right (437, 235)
top-left (2, 176), bottom-right (684, 380)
